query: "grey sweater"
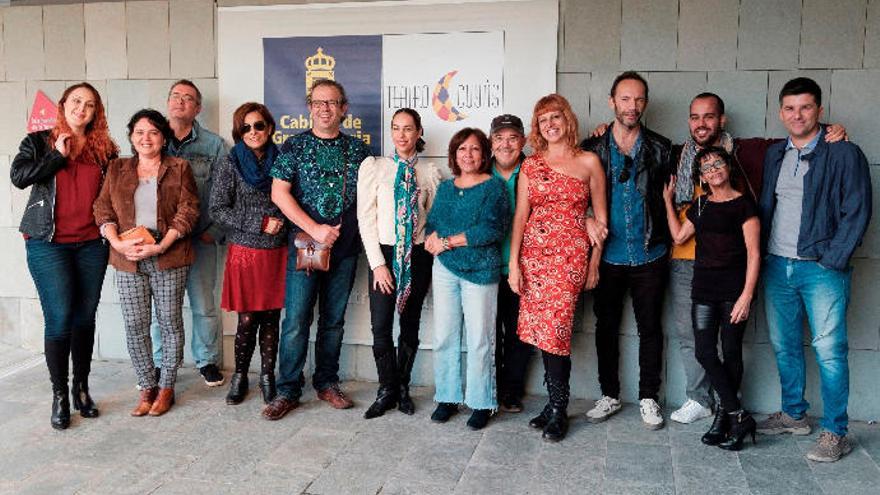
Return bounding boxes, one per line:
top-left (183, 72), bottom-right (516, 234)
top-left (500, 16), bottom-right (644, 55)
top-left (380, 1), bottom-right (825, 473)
top-left (209, 153), bottom-right (287, 249)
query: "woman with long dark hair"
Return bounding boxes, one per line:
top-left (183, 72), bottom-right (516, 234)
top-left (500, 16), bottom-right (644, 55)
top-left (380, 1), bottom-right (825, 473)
top-left (357, 108), bottom-right (440, 418)
top-left (11, 82), bottom-right (118, 429)
top-left (211, 102), bottom-right (288, 406)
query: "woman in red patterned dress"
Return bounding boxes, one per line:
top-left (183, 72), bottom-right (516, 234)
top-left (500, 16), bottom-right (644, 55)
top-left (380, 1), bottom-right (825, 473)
top-left (508, 94), bottom-right (607, 442)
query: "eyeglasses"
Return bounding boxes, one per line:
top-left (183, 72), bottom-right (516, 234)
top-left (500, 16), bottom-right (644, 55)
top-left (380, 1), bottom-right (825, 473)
top-left (169, 93), bottom-right (198, 105)
top-left (240, 121), bottom-right (268, 134)
top-left (310, 99), bottom-right (341, 109)
top-left (618, 156), bottom-right (633, 183)
top-left (699, 159), bottom-right (727, 174)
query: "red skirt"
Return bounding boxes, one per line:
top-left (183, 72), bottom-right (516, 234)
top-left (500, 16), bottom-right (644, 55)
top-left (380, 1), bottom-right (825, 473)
top-left (221, 244), bottom-right (287, 312)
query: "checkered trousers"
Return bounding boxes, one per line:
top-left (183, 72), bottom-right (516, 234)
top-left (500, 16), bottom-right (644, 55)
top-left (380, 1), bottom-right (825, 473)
top-left (116, 257), bottom-right (190, 389)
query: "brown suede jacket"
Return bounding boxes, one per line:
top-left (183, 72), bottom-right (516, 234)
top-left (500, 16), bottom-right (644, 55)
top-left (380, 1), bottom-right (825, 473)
top-left (93, 155), bottom-right (199, 272)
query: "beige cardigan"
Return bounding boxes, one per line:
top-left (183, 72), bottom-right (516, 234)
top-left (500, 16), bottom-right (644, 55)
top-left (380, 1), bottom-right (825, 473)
top-left (356, 155), bottom-right (441, 270)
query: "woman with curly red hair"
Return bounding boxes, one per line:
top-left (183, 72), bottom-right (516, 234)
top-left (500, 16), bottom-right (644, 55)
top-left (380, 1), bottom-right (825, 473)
top-left (508, 94), bottom-right (607, 442)
top-left (10, 82), bottom-right (119, 430)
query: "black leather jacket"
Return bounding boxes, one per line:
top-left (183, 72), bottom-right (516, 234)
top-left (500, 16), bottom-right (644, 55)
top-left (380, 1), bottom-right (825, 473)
top-left (10, 131), bottom-right (115, 241)
top-left (580, 124), bottom-right (673, 250)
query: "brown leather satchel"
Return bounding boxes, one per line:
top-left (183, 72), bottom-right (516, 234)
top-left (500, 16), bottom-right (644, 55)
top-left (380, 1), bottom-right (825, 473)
top-left (294, 165), bottom-right (347, 274)
top-left (294, 231), bottom-right (330, 273)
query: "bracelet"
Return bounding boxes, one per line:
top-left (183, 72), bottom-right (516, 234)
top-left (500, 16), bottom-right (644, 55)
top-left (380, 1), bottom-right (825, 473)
top-left (441, 237), bottom-right (450, 251)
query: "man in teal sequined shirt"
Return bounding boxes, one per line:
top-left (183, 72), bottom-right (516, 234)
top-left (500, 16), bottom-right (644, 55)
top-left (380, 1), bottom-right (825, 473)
top-left (264, 80), bottom-right (370, 420)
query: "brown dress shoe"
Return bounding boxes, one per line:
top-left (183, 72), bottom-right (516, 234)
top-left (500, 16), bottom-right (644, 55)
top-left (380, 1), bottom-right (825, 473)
top-left (131, 387), bottom-right (158, 417)
top-left (262, 396), bottom-right (299, 421)
top-left (148, 388), bottom-right (175, 416)
top-left (317, 383), bottom-right (354, 409)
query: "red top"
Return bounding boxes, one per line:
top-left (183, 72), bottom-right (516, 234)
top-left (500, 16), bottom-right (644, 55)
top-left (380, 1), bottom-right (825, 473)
top-left (52, 156), bottom-right (103, 243)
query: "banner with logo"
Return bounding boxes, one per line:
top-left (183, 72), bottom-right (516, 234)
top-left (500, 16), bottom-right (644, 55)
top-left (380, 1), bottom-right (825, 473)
top-left (264, 35), bottom-right (383, 155)
top-left (382, 32), bottom-right (503, 157)
top-left (262, 31), bottom-right (503, 158)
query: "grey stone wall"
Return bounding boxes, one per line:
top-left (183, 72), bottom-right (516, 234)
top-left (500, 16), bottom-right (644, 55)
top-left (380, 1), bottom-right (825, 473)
top-left (0, 0), bottom-right (877, 419)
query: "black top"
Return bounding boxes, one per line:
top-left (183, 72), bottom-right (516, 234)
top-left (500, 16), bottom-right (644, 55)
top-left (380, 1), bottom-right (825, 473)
top-left (686, 194), bottom-right (757, 302)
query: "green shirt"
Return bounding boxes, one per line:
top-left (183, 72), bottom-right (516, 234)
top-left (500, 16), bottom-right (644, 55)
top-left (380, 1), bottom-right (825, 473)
top-left (491, 157), bottom-right (522, 274)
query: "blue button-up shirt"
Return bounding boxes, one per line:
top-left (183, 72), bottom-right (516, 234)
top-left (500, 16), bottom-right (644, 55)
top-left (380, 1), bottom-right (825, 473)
top-left (603, 134), bottom-right (667, 266)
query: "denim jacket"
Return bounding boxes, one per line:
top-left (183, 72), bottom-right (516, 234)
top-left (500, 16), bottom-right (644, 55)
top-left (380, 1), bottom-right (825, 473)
top-left (759, 136), bottom-right (872, 271)
top-left (581, 124), bottom-right (673, 252)
top-left (166, 121), bottom-right (228, 241)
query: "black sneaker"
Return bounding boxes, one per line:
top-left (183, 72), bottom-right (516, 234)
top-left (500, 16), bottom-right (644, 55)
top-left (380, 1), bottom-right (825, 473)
top-left (199, 364), bottom-right (225, 387)
top-left (431, 403), bottom-right (458, 423)
top-left (467, 409), bottom-right (492, 430)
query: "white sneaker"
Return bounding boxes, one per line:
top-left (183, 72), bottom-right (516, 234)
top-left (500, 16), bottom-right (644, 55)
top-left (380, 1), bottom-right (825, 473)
top-left (586, 396), bottom-right (621, 423)
top-left (670, 399), bottom-right (713, 424)
top-left (640, 398), bottom-right (665, 430)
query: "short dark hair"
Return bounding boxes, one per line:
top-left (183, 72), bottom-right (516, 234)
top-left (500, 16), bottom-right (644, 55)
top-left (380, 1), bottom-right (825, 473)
top-left (692, 92), bottom-right (725, 115)
top-left (307, 80), bottom-right (349, 106)
top-left (127, 108), bottom-right (174, 156)
top-left (693, 146), bottom-right (750, 197)
top-left (779, 77), bottom-right (822, 107)
top-left (392, 108), bottom-right (426, 153)
top-left (447, 128), bottom-right (491, 176)
top-left (610, 71), bottom-right (649, 100)
top-left (231, 102), bottom-right (276, 144)
top-left (169, 79), bottom-right (202, 105)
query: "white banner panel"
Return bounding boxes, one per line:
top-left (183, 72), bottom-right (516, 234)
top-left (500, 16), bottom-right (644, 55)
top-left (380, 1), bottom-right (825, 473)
top-left (382, 31), bottom-right (504, 157)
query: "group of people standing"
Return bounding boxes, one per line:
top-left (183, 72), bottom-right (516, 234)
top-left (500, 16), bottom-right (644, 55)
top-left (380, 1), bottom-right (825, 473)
top-left (12, 71), bottom-right (870, 464)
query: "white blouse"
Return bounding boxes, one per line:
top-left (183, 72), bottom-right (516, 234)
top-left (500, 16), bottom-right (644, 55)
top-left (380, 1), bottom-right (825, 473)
top-left (357, 155), bottom-right (442, 270)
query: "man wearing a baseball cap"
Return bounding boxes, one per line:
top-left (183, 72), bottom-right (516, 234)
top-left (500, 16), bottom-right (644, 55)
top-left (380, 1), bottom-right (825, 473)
top-left (489, 114), bottom-right (533, 413)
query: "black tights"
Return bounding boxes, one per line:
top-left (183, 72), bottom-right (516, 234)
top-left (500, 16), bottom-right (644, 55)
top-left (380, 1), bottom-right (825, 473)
top-left (233, 310), bottom-right (280, 375)
top-left (692, 300), bottom-right (746, 411)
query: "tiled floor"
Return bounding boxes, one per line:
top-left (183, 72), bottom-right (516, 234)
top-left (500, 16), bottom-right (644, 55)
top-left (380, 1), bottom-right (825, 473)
top-left (1, 344), bottom-right (878, 494)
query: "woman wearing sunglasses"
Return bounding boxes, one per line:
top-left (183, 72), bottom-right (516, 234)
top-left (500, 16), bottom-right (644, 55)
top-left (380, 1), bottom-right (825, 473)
top-left (663, 147), bottom-right (760, 451)
top-left (210, 103), bottom-right (287, 406)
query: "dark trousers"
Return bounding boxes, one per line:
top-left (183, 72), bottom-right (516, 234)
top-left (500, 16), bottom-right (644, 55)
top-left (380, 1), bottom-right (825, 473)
top-left (593, 257), bottom-right (667, 401)
top-left (367, 244), bottom-right (433, 357)
top-left (496, 277), bottom-right (533, 399)
top-left (26, 238), bottom-right (109, 387)
top-left (692, 300), bottom-right (746, 411)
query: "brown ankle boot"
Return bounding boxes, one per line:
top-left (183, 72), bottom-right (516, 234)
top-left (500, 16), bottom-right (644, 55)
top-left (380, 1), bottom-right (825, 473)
top-left (131, 387), bottom-right (158, 417)
top-left (148, 388), bottom-right (175, 416)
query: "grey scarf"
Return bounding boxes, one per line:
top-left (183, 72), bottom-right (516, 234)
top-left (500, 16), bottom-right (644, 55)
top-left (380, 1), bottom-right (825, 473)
top-left (674, 131), bottom-right (734, 205)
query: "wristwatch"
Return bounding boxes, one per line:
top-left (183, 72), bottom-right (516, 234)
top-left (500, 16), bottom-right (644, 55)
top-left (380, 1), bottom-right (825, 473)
top-left (441, 237), bottom-right (450, 251)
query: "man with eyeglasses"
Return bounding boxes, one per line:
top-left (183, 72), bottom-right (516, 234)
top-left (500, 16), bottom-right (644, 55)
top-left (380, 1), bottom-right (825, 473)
top-left (264, 80), bottom-right (371, 420)
top-left (580, 71), bottom-right (673, 430)
top-left (488, 114), bottom-right (533, 413)
top-left (150, 79), bottom-right (228, 388)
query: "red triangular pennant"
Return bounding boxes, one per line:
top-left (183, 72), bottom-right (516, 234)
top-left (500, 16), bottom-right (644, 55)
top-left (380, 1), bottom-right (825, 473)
top-left (28, 90), bottom-right (58, 133)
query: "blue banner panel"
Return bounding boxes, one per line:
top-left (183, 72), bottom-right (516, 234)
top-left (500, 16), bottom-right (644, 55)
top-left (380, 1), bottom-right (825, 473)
top-left (264, 35), bottom-right (382, 155)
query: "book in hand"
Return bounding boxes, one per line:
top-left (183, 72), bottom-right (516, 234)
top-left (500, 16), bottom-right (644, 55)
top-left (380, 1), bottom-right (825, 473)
top-left (118, 225), bottom-right (156, 245)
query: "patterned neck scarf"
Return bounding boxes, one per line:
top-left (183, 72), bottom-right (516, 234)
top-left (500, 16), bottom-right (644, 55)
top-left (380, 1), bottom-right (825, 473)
top-left (674, 130), bottom-right (734, 205)
top-left (392, 151), bottom-right (420, 314)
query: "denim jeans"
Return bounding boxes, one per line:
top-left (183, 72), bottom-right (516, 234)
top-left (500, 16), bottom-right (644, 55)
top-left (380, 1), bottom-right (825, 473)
top-left (276, 253), bottom-right (358, 401)
top-left (431, 260), bottom-right (498, 410)
top-left (669, 259), bottom-right (713, 408)
top-left (26, 238), bottom-right (109, 379)
top-left (763, 254), bottom-right (851, 436)
top-left (152, 239), bottom-right (222, 368)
